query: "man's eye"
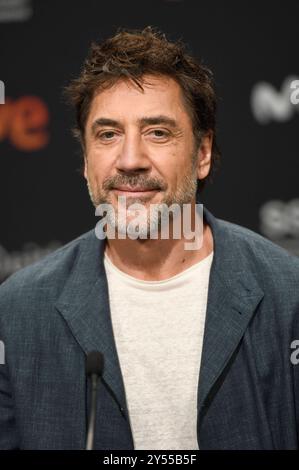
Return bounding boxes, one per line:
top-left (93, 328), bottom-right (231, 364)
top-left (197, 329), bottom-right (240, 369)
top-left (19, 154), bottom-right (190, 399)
top-left (150, 129), bottom-right (170, 139)
top-left (98, 131), bottom-right (116, 140)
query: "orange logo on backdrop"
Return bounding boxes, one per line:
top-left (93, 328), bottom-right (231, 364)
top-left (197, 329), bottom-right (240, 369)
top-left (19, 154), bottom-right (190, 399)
top-left (0, 96), bottom-right (49, 151)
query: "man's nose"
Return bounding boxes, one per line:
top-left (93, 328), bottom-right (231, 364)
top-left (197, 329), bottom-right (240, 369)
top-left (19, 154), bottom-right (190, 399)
top-left (116, 132), bottom-right (151, 173)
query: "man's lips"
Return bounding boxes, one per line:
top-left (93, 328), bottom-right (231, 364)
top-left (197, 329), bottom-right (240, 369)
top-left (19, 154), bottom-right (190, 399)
top-left (111, 186), bottom-right (160, 196)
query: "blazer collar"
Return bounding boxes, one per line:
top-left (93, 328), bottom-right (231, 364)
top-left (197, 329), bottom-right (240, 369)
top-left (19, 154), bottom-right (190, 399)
top-left (55, 231), bottom-right (128, 411)
top-left (55, 201), bottom-right (264, 417)
top-left (198, 205), bottom-right (264, 416)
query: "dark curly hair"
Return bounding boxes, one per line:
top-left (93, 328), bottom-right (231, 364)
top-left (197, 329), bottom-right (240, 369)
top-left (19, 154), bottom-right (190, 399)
top-left (65, 26), bottom-right (220, 190)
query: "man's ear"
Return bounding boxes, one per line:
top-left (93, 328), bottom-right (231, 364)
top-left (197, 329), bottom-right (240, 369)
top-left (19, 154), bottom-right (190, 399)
top-left (196, 130), bottom-right (213, 181)
top-left (83, 154), bottom-right (88, 180)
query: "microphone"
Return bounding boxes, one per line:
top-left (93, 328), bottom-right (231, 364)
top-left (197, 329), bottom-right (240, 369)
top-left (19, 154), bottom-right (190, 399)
top-left (85, 351), bottom-right (104, 450)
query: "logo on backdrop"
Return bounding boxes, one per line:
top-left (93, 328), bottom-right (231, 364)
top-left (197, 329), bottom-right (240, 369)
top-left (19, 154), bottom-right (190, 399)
top-left (0, 96), bottom-right (49, 151)
top-left (0, 241), bottom-right (62, 284)
top-left (259, 199), bottom-right (299, 256)
top-left (0, 0), bottom-right (32, 22)
top-left (251, 76), bottom-right (299, 124)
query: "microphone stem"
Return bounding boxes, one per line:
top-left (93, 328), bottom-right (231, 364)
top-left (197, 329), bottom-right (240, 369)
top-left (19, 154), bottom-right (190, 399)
top-left (86, 374), bottom-right (99, 450)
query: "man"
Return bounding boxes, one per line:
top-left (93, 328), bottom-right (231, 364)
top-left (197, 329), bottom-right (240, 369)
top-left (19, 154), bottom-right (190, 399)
top-left (0, 27), bottom-right (299, 450)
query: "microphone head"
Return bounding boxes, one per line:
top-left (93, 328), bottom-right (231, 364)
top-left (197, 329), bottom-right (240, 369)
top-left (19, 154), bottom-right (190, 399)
top-left (86, 351), bottom-right (104, 377)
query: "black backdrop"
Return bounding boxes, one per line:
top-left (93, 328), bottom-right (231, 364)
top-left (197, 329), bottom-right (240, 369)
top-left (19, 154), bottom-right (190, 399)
top-left (1, 0), bottom-right (299, 282)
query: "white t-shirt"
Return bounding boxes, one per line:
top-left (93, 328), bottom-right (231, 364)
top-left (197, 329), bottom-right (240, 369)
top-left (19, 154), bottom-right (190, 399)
top-left (103, 250), bottom-right (214, 450)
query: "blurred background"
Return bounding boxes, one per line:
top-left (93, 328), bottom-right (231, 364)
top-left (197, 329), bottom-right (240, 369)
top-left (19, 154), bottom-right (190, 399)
top-left (1, 0), bottom-right (299, 283)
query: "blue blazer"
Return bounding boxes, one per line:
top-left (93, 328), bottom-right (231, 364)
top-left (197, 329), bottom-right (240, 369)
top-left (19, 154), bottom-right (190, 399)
top-left (1, 206), bottom-right (299, 450)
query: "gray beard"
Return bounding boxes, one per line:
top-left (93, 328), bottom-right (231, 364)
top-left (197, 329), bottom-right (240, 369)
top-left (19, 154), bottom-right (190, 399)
top-left (86, 166), bottom-right (199, 239)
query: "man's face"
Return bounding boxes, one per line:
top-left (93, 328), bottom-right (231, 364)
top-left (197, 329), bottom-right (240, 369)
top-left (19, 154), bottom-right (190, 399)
top-left (84, 74), bottom-right (212, 237)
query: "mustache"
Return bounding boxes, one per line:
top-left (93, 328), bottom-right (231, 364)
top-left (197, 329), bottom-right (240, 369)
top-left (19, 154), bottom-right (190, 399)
top-left (103, 175), bottom-right (166, 191)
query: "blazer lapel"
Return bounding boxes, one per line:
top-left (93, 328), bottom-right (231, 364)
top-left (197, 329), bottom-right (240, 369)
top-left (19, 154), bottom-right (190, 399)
top-left (198, 207), bottom-right (264, 418)
top-left (55, 232), bottom-right (128, 413)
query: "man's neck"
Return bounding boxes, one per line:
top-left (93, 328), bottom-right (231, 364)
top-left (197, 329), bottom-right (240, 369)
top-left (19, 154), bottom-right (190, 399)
top-left (104, 219), bottom-right (214, 282)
